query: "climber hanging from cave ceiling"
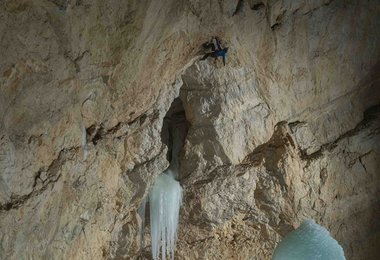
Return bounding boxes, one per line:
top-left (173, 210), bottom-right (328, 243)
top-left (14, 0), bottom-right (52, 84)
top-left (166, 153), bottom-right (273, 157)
top-left (201, 37), bottom-right (229, 66)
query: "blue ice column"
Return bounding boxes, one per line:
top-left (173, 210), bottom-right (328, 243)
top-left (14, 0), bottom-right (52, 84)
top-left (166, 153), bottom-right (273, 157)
top-left (273, 219), bottom-right (346, 260)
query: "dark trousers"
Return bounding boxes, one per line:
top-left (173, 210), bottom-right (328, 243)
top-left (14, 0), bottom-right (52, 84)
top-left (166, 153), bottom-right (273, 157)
top-left (202, 42), bottom-right (216, 51)
top-left (201, 42), bottom-right (217, 60)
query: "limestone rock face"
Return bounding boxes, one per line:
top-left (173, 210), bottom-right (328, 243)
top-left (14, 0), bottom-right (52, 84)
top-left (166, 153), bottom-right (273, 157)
top-left (0, 0), bottom-right (379, 259)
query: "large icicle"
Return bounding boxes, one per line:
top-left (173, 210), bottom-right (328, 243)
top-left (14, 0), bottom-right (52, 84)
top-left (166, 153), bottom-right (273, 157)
top-left (149, 170), bottom-right (182, 260)
top-left (273, 219), bottom-right (346, 260)
top-left (148, 98), bottom-right (186, 259)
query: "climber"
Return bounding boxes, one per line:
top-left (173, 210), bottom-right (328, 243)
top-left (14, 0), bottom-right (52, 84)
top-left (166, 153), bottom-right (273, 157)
top-left (200, 37), bottom-right (229, 66)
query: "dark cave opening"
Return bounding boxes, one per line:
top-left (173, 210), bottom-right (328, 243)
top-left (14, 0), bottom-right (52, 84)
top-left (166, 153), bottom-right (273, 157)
top-left (161, 97), bottom-right (190, 178)
top-left (136, 97), bottom-right (190, 258)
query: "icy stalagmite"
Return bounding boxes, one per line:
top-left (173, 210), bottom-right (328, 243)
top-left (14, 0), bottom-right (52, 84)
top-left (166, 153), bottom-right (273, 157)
top-left (273, 219), bottom-right (345, 260)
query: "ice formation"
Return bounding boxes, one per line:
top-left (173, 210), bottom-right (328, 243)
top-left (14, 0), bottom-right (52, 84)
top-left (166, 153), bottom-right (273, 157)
top-left (273, 219), bottom-right (346, 260)
top-left (138, 196), bottom-right (147, 249)
top-left (149, 170), bottom-right (182, 260)
top-left (144, 103), bottom-right (185, 260)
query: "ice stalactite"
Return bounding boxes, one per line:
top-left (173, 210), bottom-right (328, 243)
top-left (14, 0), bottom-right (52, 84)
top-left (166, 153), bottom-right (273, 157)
top-left (149, 124), bottom-right (184, 260)
top-left (138, 170), bottom-right (182, 260)
top-left (138, 196), bottom-right (147, 250)
top-left (149, 170), bottom-right (182, 260)
top-left (273, 219), bottom-right (346, 260)
top-left (139, 98), bottom-right (187, 260)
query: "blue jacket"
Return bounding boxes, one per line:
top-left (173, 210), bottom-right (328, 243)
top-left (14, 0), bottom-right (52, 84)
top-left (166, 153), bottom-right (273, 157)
top-left (215, 39), bottom-right (227, 65)
top-left (215, 49), bottom-right (227, 57)
top-left (215, 49), bottom-right (227, 66)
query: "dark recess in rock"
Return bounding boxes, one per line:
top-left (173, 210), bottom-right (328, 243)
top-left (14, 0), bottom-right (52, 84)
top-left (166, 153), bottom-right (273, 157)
top-left (233, 0), bottom-right (245, 16)
top-left (251, 2), bottom-right (265, 11)
top-left (86, 124), bottom-right (105, 145)
top-left (49, 0), bottom-right (68, 11)
top-left (161, 97), bottom-right (190, 173)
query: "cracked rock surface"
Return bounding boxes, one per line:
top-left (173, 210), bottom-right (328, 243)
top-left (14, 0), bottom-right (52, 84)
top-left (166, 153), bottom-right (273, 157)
top-left (0, 0), bottom-right (379, 259)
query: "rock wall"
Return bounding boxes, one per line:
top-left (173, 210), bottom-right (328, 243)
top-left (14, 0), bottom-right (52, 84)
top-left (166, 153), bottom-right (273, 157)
top-left (0, 0), bottom-right (379, 259)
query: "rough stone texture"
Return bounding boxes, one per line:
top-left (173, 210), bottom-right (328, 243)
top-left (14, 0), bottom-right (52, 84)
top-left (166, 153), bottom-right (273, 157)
top-left (0, 0), bottom-right (379, 259)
